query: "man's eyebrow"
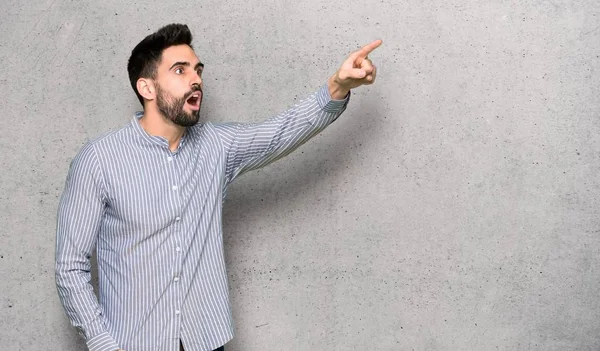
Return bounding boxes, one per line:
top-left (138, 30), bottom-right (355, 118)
top-left (169, 61), bottom-right (190, 70)
top-left (194, 62), bottom-right (204, 71)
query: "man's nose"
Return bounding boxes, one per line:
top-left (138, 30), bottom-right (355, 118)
top-left (191, 72), bottom-right (202, 87)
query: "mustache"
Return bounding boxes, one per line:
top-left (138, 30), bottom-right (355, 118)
top-left (184, 84), bottom-right (203, 100)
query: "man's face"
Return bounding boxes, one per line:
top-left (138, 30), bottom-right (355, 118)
top-left (153, 45), bottom-right (204, 127)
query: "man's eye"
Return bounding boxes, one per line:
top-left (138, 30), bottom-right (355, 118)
top-left (175, 67), bottom-right (184, 74)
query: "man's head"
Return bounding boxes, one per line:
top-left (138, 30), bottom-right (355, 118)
top-left (127, 23), bottom-right (204, 127)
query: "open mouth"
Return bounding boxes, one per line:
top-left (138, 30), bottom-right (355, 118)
top-left (186, 92), bottom-right (202, 110)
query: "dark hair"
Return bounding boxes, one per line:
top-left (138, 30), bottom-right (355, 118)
top-left (127, 23), bottom-right (193, 106)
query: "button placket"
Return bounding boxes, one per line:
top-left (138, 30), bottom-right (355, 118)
top-left (166, 150), bottom-right (184, 330)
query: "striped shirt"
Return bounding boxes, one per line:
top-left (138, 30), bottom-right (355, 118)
top-left (55, 84), bottom-right (349, 351)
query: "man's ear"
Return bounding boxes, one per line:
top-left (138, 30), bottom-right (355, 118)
top-left (137, 78), bottom-right (156, 101)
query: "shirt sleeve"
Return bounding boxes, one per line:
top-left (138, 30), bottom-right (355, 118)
top-left (216, 83), bottom-right (350, 186)
top-left (55, 142), bottom-right (121, 351)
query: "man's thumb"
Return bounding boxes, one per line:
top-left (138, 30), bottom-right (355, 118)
top-left (340, 68), bottom-right (366, 81)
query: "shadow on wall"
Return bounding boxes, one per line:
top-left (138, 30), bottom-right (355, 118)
top-left (222, 97), bottom-right (386, 244)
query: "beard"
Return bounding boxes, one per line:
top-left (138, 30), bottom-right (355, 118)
top-left (155, 83), bottom-right (202, 127)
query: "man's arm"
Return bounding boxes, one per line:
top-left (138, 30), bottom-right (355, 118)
top-left (217, 83), bottom-right (350, 185)
top-left (55, 142), bottom-right (121, 351)
top-left (217, 40), bottom-right (382, 186)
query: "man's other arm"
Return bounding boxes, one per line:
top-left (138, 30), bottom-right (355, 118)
top-left (55, 142), bottom-right (121, 351)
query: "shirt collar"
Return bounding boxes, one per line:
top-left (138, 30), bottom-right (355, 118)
top-left (131, 111), bottom-right (188, 153)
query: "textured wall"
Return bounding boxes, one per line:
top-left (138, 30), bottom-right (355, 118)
top-left (1, 0), bottom-right (599, 349)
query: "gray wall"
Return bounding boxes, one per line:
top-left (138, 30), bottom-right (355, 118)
top-left (1, 0), bottom-right (599, 349)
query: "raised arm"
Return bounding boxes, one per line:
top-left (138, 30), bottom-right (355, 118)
top-left (216, 83), bottom-right (348, 185)
top-left (217, 40), bottom-right (382, 185)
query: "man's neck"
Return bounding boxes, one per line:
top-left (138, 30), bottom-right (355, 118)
top-left (139, 105), bottom-right (185, 152)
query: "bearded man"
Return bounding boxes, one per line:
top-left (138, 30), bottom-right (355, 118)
top-left (55, 23), bottom-right (380, 351)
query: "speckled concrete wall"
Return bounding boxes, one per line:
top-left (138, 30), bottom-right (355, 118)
top-left (1, 0), bottom-right (599, 350)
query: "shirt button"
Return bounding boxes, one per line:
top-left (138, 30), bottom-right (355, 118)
top-left (172, 185), bottom-right (178, 191)
top-left (167, 157), bottom-right (173, 162)
top-left (175, 247), bottom-right (181, 252)
top-left (175, 310), bottom-right (181, 315)
top-left (174, 276), bottom-right (180, 282)
top-left (175, 217), bottom-right (181, 222)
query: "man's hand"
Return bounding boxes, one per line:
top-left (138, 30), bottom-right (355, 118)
top-left (328, 39), bottom-right (383, 100)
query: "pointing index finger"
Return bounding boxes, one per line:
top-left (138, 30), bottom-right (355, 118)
top-left (357, 39), bottom-right (383, 59)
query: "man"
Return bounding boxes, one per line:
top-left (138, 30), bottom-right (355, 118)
top-left (55, 23), bottom-right (380, 351)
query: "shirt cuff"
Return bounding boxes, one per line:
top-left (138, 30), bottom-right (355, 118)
top-left (87, 331), bottom-right (120, 351)
top-left (316, 83), bottom-right (350, 113)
